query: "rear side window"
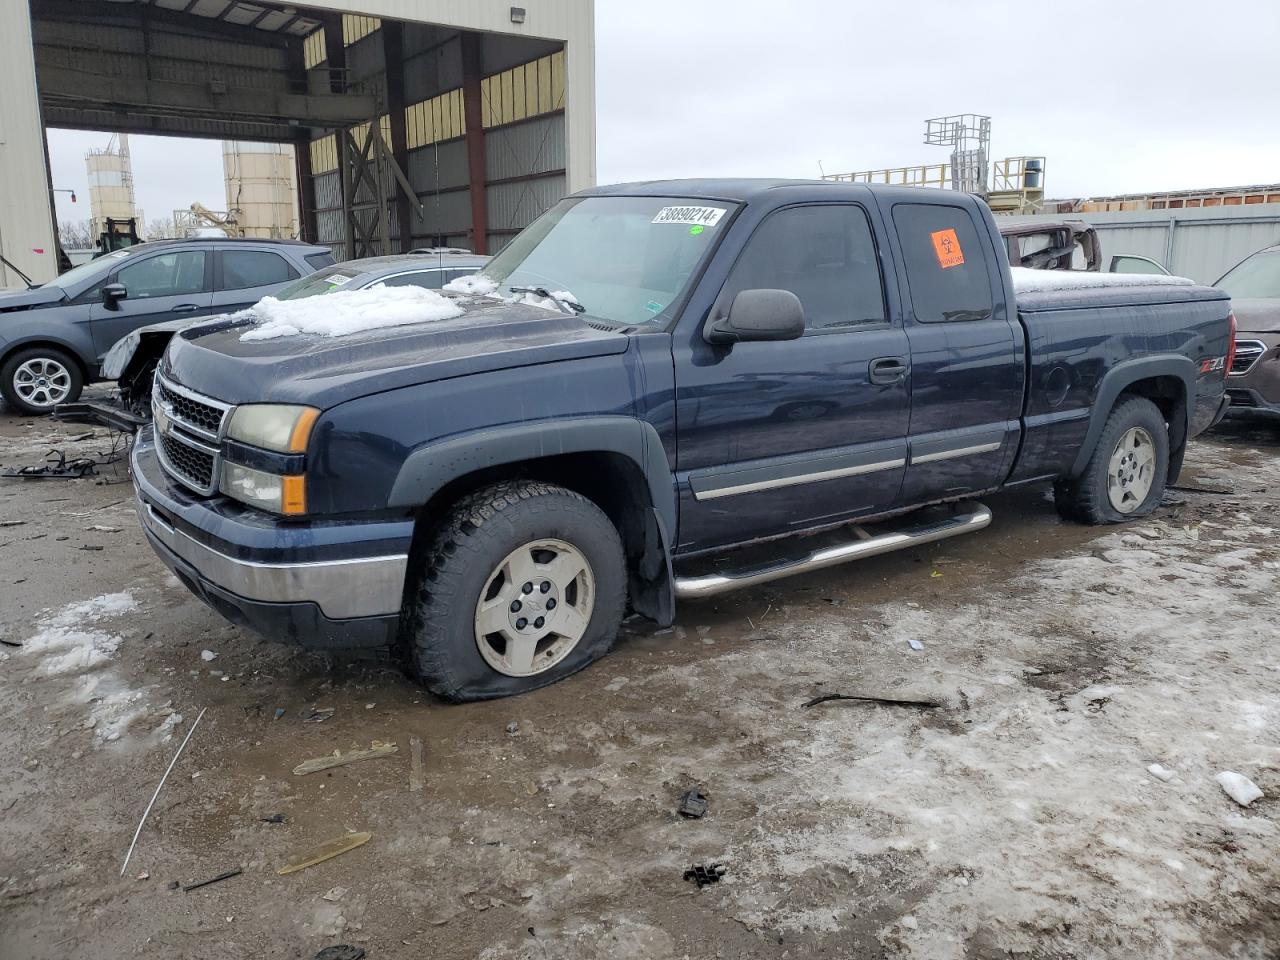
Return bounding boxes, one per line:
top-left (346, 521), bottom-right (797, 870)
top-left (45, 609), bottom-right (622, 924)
top-left (891, 204), bottom-right (994, 323)
top-left (720, 204), bottom-right (887, 331)
top-left (220, 250), bottom-right (299, 291)
top-left (376, 270), bottom-right (444, 290)
top-left (305, 251), bottom-right (336, 270)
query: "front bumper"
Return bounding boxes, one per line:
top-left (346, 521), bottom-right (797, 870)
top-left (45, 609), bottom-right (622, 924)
top-left (132, 427), bottom-right (412, 648)
top-left (1225, 334), bottom-right (1280, 421)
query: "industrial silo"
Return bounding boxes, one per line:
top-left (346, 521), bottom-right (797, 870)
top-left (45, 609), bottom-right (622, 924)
top-left (85, 133), bottom-right (137, 239)
top-left (223, 141), bottom-right (298, 239)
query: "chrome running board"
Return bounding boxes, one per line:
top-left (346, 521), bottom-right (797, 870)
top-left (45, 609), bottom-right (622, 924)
top-left (672, 501), bottom-right (992, 600)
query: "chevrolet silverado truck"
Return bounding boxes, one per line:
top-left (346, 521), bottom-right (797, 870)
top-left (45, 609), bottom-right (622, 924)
top-left (130, 180), bottom-right (1233, 701)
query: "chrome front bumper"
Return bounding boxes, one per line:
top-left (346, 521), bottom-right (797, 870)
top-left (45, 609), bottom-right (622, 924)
top-left (135, 495), bottom-right (408, 620)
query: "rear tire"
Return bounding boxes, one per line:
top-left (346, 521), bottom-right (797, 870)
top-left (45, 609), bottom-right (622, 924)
top-left (1054, 396), bottom-right (1169, 524)
top-left (1, 347), bottom-right (83, 416)
top-left (401, 480), bottom-right (627, 702)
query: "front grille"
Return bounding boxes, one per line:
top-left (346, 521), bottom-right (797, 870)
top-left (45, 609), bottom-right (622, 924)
top-left (1230, 340), bottom-right (1266, 376)
top-left (160, 430), bottom-right (216, 490)
top-left (153, 374), bottom-right (231, 496)
top-left (158, 380), bottom-right (225, 435)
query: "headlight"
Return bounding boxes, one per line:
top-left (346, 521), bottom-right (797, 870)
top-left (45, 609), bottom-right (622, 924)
top-left (226, 404), bottom-right (319, 454)
top-left (220, 461), bottom-right (307, 516)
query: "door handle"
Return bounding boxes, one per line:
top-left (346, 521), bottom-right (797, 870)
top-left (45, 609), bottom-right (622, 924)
top-left (172, 304), bottom-right (201, 313)
top-left (869, 356), bottom-right (908, 385)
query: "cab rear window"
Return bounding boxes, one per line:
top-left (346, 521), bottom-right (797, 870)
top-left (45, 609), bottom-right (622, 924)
top-left (891, 204), bottom-right (994, 323)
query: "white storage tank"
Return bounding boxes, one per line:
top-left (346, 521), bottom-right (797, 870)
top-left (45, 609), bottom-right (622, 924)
top-left (223, 141), bottom-right (298, 239)
top-left (85, 133), bottom-right (137, 238)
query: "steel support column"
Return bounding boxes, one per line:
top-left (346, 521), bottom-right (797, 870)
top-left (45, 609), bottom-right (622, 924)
top-left (322, 13), bottom-right (346, 94)
top-left (460, 31), bottom-right (488, 255)
top-left (382, 22), bottom-right (414, 252)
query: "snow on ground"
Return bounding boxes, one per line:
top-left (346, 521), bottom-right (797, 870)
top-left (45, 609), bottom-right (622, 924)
top-left (1011, 266), bottom-right (1194, 294)
top-left (237, 285), bottom-right (464, 341)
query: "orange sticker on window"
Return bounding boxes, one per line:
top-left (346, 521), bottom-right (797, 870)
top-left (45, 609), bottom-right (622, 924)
top-left (930, 228), bottom-right (965, 269)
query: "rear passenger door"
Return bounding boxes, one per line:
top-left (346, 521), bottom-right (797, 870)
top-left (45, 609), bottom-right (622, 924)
top-left (889, 201), bottom-right (1024, 502)
top-left (212, 248), bottom-right (301, 313)
top-left (674, 202), bottom-right (910, 552)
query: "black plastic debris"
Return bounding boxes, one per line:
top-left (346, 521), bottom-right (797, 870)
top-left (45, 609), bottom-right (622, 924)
top-left (260, 813), bottom-right (287, 824)
top-left (1, 450), bottom-right (98, 480)
top-left (683, 864), bottom-right (726, 888)
top-left (678, 789), bottom-right (708, 819)
top-left (802, 693), bottom-right (939, 710)
top-left (182, 868), bottom-right (242, 892)
top-left (314, 947), bottom-right (366, 960)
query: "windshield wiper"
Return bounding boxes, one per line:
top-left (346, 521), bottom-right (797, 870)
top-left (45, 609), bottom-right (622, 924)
top-left (509, 286), bottom-right (586, 315)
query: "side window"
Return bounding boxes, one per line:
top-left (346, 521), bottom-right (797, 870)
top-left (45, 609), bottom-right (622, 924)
top-left (445, 267), bottom-right (480, 284)
top-left (890, 203), bottom-right (994, 323)
top-left (376, 271), bottom-right (444, 290)
top-left (116, 251), bottom-right (207, 299)
top-left (220, 250), bottom-right (299, 291)
top-left (721, 205), bottom-right (886, 331)
top-left (305, 251), bottom-right (336, 270)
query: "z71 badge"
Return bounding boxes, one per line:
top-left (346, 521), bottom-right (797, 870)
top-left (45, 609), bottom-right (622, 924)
top-left (1199, 356), bottom-right (1226, 374)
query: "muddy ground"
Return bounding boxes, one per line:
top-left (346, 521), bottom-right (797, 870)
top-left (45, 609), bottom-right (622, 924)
top-left (1, 405), bottom-right (1278, 959)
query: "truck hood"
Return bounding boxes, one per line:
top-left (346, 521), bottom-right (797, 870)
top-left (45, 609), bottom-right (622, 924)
top-left (162, 299), bottom-right (630, 407)
top-left (0, 285), bottom-right (67, 312)
top-left (1231, 298), bottom-right (1280, 334)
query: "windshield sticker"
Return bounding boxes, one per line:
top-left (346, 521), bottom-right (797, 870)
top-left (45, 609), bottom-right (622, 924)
top-left (326, 273), bottom-right (355, 286)
top-left (930, 228), bottom-right (965, 269)
top-left (645, 300), bottom-right (664, 313)
top-left (652, 205), bottom-right (726, 227)
top-left (688, 225), bottom-right (705, 236)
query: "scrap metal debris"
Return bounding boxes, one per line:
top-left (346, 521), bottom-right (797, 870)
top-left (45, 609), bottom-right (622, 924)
top-left (182, 868), bottom-right (242, 892)
top-left (683, 864), bottom-right (726, 887)
top-left (314, 947), bottom-right (365, 960)
top-left (802, 693), bottom-right (940, 710)
top-left (293, 741), bottom-right (398, 776)
top-left (277, 831), bottom-right (372, 875)
top-left (2, 450), bottom-right (98, 480)
top-left (260, 813), bottom-right (287, 824)
top-left (119, 707), bottom-right (207, 878)
top-left (677, 789), bottom-right (708, 819)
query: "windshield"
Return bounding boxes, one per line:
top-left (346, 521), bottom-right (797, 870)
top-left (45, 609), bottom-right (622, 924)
top-left (42, 248), bottom-right (133, 291)
top-left (1216, 250), bottom-right (1280, 300)
top-left (474, 196), bottom-right (736, 327)
top-left (272, 267), bottom-right (367, 300)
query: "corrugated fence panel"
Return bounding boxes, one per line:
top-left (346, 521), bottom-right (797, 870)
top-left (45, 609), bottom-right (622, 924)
top-left (484, 114), bottom-right (566, 183)
top-left (408, 140), bottom-right (469, 194)
top-left (314, 171), bottom-right (342, 211)
top-left (486, 175), bottom-right (566, 232)
top-left (417, 189), bottom-right (473, 237)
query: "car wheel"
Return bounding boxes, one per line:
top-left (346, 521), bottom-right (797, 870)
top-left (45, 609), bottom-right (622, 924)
top-left (401, 480), bottom-right (627, 701)
top-left (1054, 396), bottom-right (1169, 524)
top-left (0, 347), bottom-right (83, 416)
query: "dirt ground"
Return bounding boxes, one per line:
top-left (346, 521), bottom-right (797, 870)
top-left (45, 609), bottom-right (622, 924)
top-left (1, 405), bottom-right (1278, 960)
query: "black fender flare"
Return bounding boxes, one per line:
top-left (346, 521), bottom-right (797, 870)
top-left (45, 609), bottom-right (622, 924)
top-left (387, 415), bottom-right (677, 540)
top-left (1070, 354), bottom-right (1196, 476)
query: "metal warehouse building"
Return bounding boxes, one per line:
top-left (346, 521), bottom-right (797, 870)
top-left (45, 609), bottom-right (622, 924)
top-left (0, 0), bottom-right (596, 287)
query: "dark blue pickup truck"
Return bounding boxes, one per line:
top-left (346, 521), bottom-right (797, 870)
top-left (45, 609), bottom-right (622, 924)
top-left (130, 180), bottom-right (1233, 700)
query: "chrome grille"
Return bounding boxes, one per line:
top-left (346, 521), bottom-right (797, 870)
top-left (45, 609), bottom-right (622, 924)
top-left (153, 373), bottom-right (232, 496)
top-left (1230, 340), bottom-right (1266, 376)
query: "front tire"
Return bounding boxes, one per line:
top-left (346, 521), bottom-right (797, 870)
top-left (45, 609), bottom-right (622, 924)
top-left (1, 347), bottom-right (83, 416)
top-left (1054, 396), bottom-right (1169, 524)
top-left (401, 481), bottom-right (627, 701)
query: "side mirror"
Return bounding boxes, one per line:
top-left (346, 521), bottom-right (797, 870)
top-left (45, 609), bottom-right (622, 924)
top-left (703, 288), bottom-right (805, 345)
top-left (103, 283), bottom-right (128, 308)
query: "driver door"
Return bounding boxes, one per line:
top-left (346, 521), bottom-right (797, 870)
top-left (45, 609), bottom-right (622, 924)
top-left (88, 249), bottom-right (214, 359)
top-left (673, 203), bottom-right (910, 553)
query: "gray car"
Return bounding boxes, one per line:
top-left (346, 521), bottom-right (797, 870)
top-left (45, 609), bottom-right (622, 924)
top-left (0, 238), bottom-right (333, 415)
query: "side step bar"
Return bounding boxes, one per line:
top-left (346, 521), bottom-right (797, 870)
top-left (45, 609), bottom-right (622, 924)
top-left (673, 501), bottom-right (992, 600)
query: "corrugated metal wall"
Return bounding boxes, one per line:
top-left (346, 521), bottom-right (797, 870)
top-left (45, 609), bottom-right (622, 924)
top-left (1012, 205), bottom-right (1280, 283)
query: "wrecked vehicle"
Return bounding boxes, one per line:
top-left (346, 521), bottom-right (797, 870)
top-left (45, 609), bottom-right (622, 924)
top-left (130, 179), bottom-right (1232, 700)
top-left (0, 238), bottom-right (332, 416)
top-left (996, 216), bottom-right (1169, 275)
top-left (1217, 241), bottom-right (1280, 421)
top-left (56, 250), bottom-right (488, 433)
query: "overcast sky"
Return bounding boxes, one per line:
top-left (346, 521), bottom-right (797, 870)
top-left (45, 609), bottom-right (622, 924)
top-left (47, 0), bottom-right (1280, 228)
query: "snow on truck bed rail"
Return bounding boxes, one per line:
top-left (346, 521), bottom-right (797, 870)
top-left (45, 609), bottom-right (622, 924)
top-left (237, 286), bottom-right (465, 341)
top-left (1010, 266), bottom-right (1194, 294)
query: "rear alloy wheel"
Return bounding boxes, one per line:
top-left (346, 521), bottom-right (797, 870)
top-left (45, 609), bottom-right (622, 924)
top-left (1054, 396), bottom-right (1169, 524)
top-left (402, 480), bottom-right (626, 701)
top-left (1, 347), bottom-right (83, 416)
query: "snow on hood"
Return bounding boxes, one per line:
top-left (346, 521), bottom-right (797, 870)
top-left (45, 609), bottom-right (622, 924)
top-left (237, 285), bottom-right (465, 341)
top-left (443, 273), bottom-right (499, 296)
top-left (442, 273), bottom-right (580, 313)
top-left (1011, 267), bottom-right (1194, 294)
